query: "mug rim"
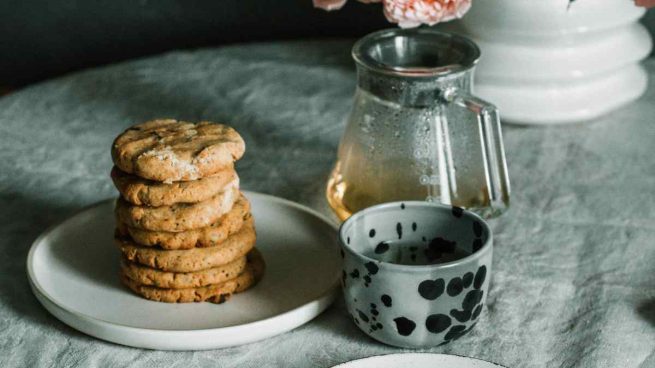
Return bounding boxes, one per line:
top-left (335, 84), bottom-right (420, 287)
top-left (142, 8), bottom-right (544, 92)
top-left (338, 201), bottom-right (493, 273)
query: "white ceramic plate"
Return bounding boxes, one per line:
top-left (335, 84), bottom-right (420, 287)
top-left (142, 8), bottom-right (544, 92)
top-left (27, 191), bottom-right (341, 350)
top-left (333, 353), bottom-right (506, 368)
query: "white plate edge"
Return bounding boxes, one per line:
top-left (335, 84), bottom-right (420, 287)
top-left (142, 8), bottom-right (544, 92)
top-left (331, 353), bottom-right (508, 368)
top-left (29, 277), bottom-right (338, 350)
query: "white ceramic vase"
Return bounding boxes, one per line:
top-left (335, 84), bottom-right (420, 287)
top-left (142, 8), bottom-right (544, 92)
top-left (453, 0), bottom-right (653, 125)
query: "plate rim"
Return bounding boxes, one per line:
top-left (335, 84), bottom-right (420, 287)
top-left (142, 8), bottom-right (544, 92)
top-left (331, 353), bottom-right (508, 368)
top-left (26, 191), bottom-right (340, 347)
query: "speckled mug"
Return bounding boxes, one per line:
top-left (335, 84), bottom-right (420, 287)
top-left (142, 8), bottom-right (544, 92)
top-left (339, 201), bottom-right (492, 348)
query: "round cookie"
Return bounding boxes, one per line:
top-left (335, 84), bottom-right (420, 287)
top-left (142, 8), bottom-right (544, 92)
top-left (111, 119), bottom-right (245, 183)
top-left (115, 183), bottom-right (239, 232)
top-left (117, 218), bottom-right (256, 272)
top-left (120, 249), bottom-right (265, 303)
top-left (120, 255), bottom-right (247, 289)
top-left (116, 194), bottom-right (251, 249)
top-left (111, 165), bottom-right (239, 206)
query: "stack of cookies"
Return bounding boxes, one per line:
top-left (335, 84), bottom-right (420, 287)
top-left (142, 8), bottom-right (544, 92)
top-left (110, 119), bottom-right (264, 303)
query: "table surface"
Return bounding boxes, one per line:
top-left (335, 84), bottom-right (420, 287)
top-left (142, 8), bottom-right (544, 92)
top-left (1, 40), bottom-right (654, 368)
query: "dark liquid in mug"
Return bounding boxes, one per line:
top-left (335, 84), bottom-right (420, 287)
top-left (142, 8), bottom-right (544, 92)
top-left (367, 239), bottom-right (471, 266)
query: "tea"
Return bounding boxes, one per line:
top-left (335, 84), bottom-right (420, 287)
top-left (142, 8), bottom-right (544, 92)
top-left (363, 239), bottom-right (472, 266)
top-left (327, 160), bottom-right (490, 221)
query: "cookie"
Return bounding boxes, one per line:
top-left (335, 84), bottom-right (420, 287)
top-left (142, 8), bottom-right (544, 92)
top-left (111, 165), bottom-right (239, 207)
top-left (116, 194), bottom-right (251, 249)
top-left (117, 218), bottom-right (256, 272)
top-left (115, 183), bottom-right (239, 232)
top-left (111, 119), bottom-right (245, 183)
top-left (120, 249), bottom-right (265, 303)
top-left (120, 254), bottom-right (247, 289)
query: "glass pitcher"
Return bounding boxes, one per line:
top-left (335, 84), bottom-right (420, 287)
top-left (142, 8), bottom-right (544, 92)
top-left (327, 28), bottom-right (510, 221)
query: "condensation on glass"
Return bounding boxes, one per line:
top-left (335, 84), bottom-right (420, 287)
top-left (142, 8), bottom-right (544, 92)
top-left (327, 28), bottom-right (510, 221)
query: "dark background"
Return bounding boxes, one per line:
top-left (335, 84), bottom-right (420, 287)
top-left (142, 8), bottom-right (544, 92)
top-left (0, 0), bottom-right (388, 88)
top-left (1, 0), bottom-right (653, 89)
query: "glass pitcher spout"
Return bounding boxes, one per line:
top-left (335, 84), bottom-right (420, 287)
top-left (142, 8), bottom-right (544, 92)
top-left (327, 28), bottom-right (511, 221)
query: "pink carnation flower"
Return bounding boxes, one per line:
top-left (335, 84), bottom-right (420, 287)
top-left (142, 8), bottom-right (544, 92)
top-left (383, 0), bottom-right (471, 28)
top-left (313, 0), bottom-right (470, 27)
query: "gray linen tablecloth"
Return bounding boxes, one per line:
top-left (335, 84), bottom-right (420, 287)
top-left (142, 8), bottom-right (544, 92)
top-left (1, 40), bottom-right (654, 368)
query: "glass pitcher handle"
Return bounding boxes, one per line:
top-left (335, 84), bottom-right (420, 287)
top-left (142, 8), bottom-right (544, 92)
top-left (444, 87), bottom-right (511, 215)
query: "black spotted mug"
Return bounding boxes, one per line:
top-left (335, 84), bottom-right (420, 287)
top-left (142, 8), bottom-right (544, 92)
top-left (338, 201), bottom-right (492, 348)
